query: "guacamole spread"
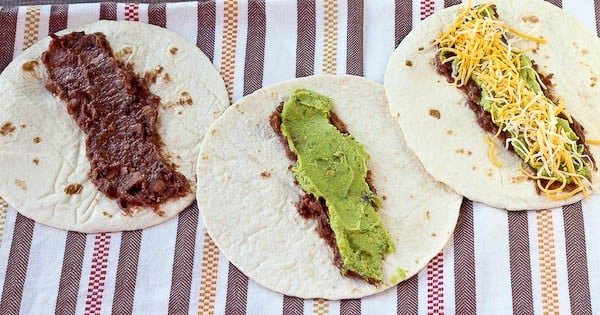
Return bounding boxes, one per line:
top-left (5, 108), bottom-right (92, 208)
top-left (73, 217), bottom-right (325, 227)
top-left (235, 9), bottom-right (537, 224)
top-left (280, 88), bottom-right (394, 282)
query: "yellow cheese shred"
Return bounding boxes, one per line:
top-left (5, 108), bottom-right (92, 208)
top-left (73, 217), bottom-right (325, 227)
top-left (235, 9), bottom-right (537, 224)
top-left (436, 2), bottom-right (594, 200)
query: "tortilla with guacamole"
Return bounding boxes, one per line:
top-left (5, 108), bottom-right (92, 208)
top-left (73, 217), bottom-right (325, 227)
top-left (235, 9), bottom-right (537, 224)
top-left (196, 75), bottom-right (461, 299)
top-left (384, 0), bottom-right (600, 210)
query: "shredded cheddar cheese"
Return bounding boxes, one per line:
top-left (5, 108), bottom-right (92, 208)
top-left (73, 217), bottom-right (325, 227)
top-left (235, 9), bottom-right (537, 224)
top-left (436, 2), bottom-right (594, 200)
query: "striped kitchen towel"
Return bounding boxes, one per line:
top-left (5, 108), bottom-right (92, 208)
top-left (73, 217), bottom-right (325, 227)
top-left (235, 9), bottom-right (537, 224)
top-left (0, 1), bottom-right (599, 314)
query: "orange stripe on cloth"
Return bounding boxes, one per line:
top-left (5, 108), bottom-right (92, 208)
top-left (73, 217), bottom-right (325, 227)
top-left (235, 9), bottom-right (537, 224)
top-left (0, 197), bottom-right (6, 246)
top-left (322, 0), bottom-right (338, 74)
top-left (23, 6), bottom-right (41, 49)
top-left (198, 232), bottom-right (220, 315)
top-left (313, 298), bottom-right (329, 315)
top-left (197, 2), bottom-right (239, 314)
top-left (536, 209), bottom-right (560, 314)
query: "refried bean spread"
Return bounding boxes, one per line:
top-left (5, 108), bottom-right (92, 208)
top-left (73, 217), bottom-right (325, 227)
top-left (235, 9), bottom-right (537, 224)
top-left (42, 31), bottom-right (189, 212)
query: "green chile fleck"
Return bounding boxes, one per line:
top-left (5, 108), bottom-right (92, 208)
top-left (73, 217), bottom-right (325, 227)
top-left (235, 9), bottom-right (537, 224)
top-left (280, 88), bottom-right (395, 282)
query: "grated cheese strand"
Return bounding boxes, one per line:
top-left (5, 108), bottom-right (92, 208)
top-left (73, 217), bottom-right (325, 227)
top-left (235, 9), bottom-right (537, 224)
top-left (436, 2), bottom-right (594, 200)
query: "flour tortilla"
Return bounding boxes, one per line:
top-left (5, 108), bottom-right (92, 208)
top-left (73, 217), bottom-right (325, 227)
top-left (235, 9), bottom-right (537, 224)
top-left (197, 75), bottom-right (462, 299)
top-left (384, 0), bottom-right (600, 210)
top-left (0, 20), bottom-right (229, 232)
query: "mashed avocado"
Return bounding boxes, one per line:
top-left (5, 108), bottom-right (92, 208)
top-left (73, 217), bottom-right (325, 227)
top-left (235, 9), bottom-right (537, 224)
top-left (280, 88), bottom-right (394, 282)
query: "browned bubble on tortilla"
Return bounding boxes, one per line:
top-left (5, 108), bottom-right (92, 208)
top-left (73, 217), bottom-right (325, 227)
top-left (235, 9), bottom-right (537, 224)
top-left (405, 60), bottom-right (413, 67)
top-left (145, 65), bottom-right (164, 84)
top-left (269, 103), bottom-right (380, 285)
top-left (102, 211), bottom-right (113, 218)
top-left (429, 109), bottom-right (441, 119)
top-left (42, 31), bottom-right (190, 213)
top-left (33, 137), bottom-right (41, 144)
top-left (32, 159), bottom-right (39, 165)
top-left (15, 179), bottom-right (27, 191)
top-left (64, 183), bottom-right (83, 195)
top-left (591, 77), bottom-right (597, 87)
top-left (0, 122), bottom-right (16, 136)
top-left (22, 60), bottom-right (38, 72)
top-left (418, 47), bottom-right (425, 51)
top-left (163, 72), bottom-right (171, 83)
top-left (260, 171), bottom-right (271, 178)
top-left (178, 91), bottom-right (193, 106)
top-left (425, 211), bottom-right (430, 220)
top-left (521, 15), bottom-right (540, 23)
top-left (169, 47), bottom-right (178, 55)
top-left (114, 46), bottom-right (133, 59)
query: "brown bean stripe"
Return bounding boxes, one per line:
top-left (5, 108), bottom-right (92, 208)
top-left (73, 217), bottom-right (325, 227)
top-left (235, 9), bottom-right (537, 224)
top-left (0, 7), bottom-right (18, 72)
top-left (0, 214), bottom-right (36, 314)
top-left (168, 203), bottom-right (200, 313)
top-left (396, 274), bottom-right (418, 314)
top-left (55, 232), bottom-right (87, 315)
top-left (346, 0), bottom-right (363, 76)
top-left (394, 0), bottom-right (412, 47)
top-left (99, 2), bottom-right (117, 20)
top-left (111, 230), bottom-right (142, 315)
top-left (508, 210), bottom-right (534, 315)
top-left (296, 0), bottom-right (316, 77)
top-left (562, 201), bottom-right (592, 315)
top-left (197, 0), bottom-right (216, 62)
top-left (452, 198), bottom-right (476, 314)
top-left (148, 3), bottom-right (167, 27)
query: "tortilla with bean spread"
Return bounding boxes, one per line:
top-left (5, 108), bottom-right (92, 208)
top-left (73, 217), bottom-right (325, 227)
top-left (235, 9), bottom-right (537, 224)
top-left (196, 75), bottom-right (461, 299)
top-left (0, 21), bottom-right (228, 232)
top-left (384, 0), bottom-right (600, 210)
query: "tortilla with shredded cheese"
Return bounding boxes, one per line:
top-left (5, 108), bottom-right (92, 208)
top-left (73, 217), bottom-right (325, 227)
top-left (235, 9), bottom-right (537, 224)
top-left (384, 0), bottom-right (600, 210)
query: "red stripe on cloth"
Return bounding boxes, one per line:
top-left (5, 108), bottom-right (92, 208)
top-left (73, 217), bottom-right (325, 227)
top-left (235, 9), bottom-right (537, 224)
top-left (55, 232), bottom-right (87, 315)
top-left (99, 2), bottom-right (117, 21)
top-left (148, 3), bottom-right (167, 27)
top-left (444, 0), bottom-right (461, 7)
top-left (346, 0), bottom-right (363, 76)
top-left (394, 0), bottom-right (412, 46)
top-left (83, 233), bottom-right (112, 315)
top-left (427, 252), bottom-right (445, 314)
top-left (111, 230), bottom-right (142, 315)
top-left (596, 1), bottom-right (600, 37)
top-left (124, 3), bottom-right (140, 21)
top-left (0, 214), bottom-right (35, 314)
top-left (340, 299), bottom-right (361, 315)
top-left (420, 0), bottom-right (435, 20)
top-left (168, 203), bottom-right (199, 314)
top-left (396, 274), bottom-right (418, 314)
top-left (563, 202), bottom-right (592, 314)
top-left (49, 4), bottom-right (68, 34)
top-left (508, 210), bottom-right (534, 315)
top-left (545, 0), bottom-right (562, 7)
top-left (224, 264), bottom-right (248, 315)
top-left (0, 6), bottom-right (18, 73)
top-left (453, 198), bottom-right (476, 314)
top-left (296, 0), bottom-right (316, 77)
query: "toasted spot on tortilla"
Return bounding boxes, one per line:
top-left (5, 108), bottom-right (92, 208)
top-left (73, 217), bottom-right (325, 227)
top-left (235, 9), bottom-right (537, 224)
top-left (405, 60), bottom-right (413, 67)
top-left (467, 150), bottom-right (472, 155)
top-left (157, 210), bottom-right (166, 217)
top-left (0, 122), bottom-right (16, 136)
top-left (178, 91), bottom-right (193, 105)
top-left (22, 60), bottom-right (38, 72)
top-left (102, 211), bottom-right (113, 218)
top-left (169, 47), bottom-right (179, 55)
top-left (15, 179), bottom-right (27, 191)
top-left (260, 171), bottom-right (271, 178)
top-left (201, 155), bottom-right (208, 161)
top-left (211, 129), bottom-right (217, 135)
top-left (511, 176), bottom-right (528, 183)
top-left (33, 137), bottom-right (41, 144)
top-left (64, 183), bottom-right (83, 195)
top-left (446, 130), bottom-right (454, 135)
top-left (32, 159), bottom-right (39, 165)
top-left (115, 46), bottom-right (133, 59)
top-left (425, 211), bottom-right (430, 220)
top-left (178, 111), bottom-right (182, 115)
top-left (431, 233), bottom-right (437, 237)
top-left (591, 77), bottom-right (597, 87)
top-left (486, 168), bottom-right (494, 177)
top-left (472, 166), bottom-right (477, 171)
top-left (582, 49), bottom-right (589, 55)
top-left (382, 195), bottom-right (387, 200)
top-left (455, 148), bottom-right (464, 154)
top-left (429, 109), bottom-right (441, 119)
top-left (163, 72), bottom-right (171, 83)
top-left (20, 124), bottom-right (26, 128)
top-left (521, 15), bottom-right (540, 23)
top-left (418, 46), bottom-right (424, 51)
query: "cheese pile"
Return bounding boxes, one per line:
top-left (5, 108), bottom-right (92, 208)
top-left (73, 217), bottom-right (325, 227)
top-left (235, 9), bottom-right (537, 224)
top-left (435, 3), bottom-right (593, 200)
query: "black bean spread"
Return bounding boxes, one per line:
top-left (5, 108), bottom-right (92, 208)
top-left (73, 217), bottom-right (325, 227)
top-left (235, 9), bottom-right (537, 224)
top-left (42, 32), bottom-right (189, 213)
